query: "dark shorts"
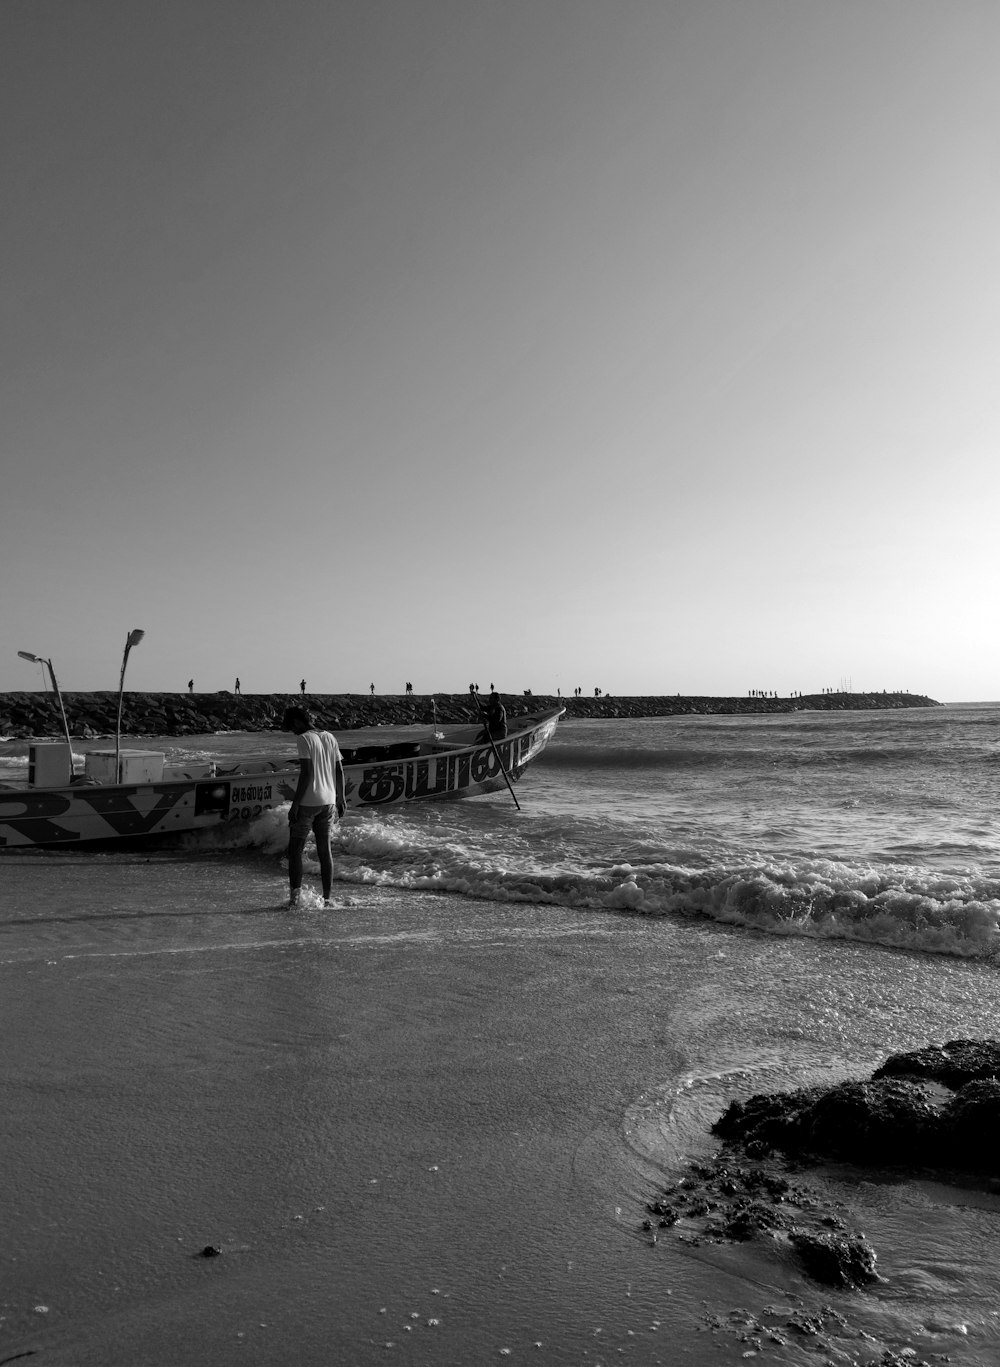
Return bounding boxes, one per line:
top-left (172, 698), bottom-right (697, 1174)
top-left (289, 803), bottom-right (335, 841)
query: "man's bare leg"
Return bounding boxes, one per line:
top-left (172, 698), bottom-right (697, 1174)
top-left (317, 838), bottom-right (333, 900)
top-left (315, 817), bottom-right (334, 901)
top-left (288, 835), bottom-right (306, 906)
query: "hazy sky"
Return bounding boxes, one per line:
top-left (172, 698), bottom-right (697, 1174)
top-left (4, 0), bottom-right (999, 700)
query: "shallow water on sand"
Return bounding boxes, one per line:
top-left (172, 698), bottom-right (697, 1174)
top-left (3, 845), bottom-right (1000, 1364)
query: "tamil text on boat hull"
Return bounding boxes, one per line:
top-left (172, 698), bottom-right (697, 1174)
top-left (343, 708), bottom-right (561, 807)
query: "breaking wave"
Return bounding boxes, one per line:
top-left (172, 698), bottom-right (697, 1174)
top-left (203, 804), bottom-right (1000, 961)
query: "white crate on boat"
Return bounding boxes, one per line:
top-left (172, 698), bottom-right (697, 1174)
top-left (28, 742), bottom-right (74, 787)
top-left (85, 750), bottom-right (165, 784)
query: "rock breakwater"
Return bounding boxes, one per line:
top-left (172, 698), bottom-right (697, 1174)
top-left (0, 690), bottom-right (941, 740)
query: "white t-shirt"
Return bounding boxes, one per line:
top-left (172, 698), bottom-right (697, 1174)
top-left (295, 729), bottom-right (342, 806)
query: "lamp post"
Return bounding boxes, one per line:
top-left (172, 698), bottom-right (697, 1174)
top-left (17, 650), bottom-right (72, 748)
top-left (115, 629), bottom-right (146, 778)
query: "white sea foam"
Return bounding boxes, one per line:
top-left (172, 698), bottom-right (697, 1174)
top-left (205, 804), bottom-right (1000, 959)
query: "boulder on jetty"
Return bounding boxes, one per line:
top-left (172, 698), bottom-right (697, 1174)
top-left (713, 1038), bottom-right (1000, 1175)
top-left (0, 689), bottom-right (942, 740)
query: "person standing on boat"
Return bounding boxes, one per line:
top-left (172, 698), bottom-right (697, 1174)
top-left (482, 689), bottom-right (507, 741)
top-left (282, 705), bottom-right (346, 909)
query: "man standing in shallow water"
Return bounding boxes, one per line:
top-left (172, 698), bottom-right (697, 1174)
top-left (281, 706), bottom-right (346, 908)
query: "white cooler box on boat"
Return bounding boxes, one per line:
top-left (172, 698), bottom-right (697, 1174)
top-left (85, 750), bottom-right (165, 784)
top-left (28, 742), bottom-right (75, 787)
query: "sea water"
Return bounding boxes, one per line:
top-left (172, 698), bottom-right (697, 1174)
top-left (282, 702), bottom-right (1000, 955)
top-left (3, 702), bottom-right (1000, 1364)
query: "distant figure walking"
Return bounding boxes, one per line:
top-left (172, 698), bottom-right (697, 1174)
top-left (369, 682), bottom-right (375, 696)
top-left (300, 679), bottom-right (307, 695)
top-left (187, 679), bottom-right (194, 693)
top-left (234, 677), bottom-right (241, 695)
top-left (405, 681), bottom-right (413, 695)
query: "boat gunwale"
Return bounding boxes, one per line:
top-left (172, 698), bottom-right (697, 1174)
top-left (0, 708), bottom-right (565, 796)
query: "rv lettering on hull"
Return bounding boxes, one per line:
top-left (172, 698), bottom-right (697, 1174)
top-left (0, 784), bottom-right (192, 845)
top-left (0, 777), bottom-right (283, 846)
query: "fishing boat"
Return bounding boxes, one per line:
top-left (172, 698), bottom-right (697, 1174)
top-left (0, 708), bottom-right (564, 849)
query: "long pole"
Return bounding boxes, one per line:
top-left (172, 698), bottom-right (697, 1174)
top-left (116, 629), bottom-right (145, 779)
top-left (470, 687), bottom-right (520, 811)
top-left (17, 650), bottom-right (72, 749)
top-left (45, 658), bottom-right (73, 750)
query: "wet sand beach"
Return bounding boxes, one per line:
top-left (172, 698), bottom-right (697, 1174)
top-left (3, 849), bottom-right (999, 1366)
top-left (1, 861), bottom-right (739, 1366)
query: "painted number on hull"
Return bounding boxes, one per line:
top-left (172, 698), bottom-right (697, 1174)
top-left (230, 781), bottom-right (274, 823)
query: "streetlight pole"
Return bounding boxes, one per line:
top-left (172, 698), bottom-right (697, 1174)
top-left (115, 629), bottom-right (146, 778)
top-left (16, 650), bottom-right (72, 748)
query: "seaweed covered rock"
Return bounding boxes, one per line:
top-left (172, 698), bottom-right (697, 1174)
top-left (656, 1043), bottom-right (1000, 1301)
top-left (716, 1077), bottom-right (945, 1168)
top-left (714, 1040), bottom-right (1000, 1177)
top-left (788, 1228), bottom-right (879, 1289)
top-left (713, 1085), bottom-right (823, 1154)
top-left (799, 1078), bottom-right (943, 1166)
top-left (943, 1078), bottom-right (1000, 1169)
top-left (641, 1155), bottom-right (879, 1288)
top-left (719, 1197), bottom-right (788, 1241)
top-left (874, 1037), bottom-right (1000, 1089)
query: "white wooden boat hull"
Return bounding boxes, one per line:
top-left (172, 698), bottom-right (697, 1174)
top-left (0, 709), bottom-right (563, 848)
top-left (344, 708), bottom-right (562, 807)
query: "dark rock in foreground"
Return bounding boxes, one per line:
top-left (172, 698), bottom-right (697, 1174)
top-left (642, 1157), bottom-right (879, 1288)
top-left (0, 689), bottom-right (943, 740)
top-left (644, 1039), bottom-right (1000, 1296)
top-left (789, 1226), bottom-right (879, 1288)
top-left (874, 1037), bottom-right (1000, 1089)
top-left (713, 1039), bottom-right (1000, 1176)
